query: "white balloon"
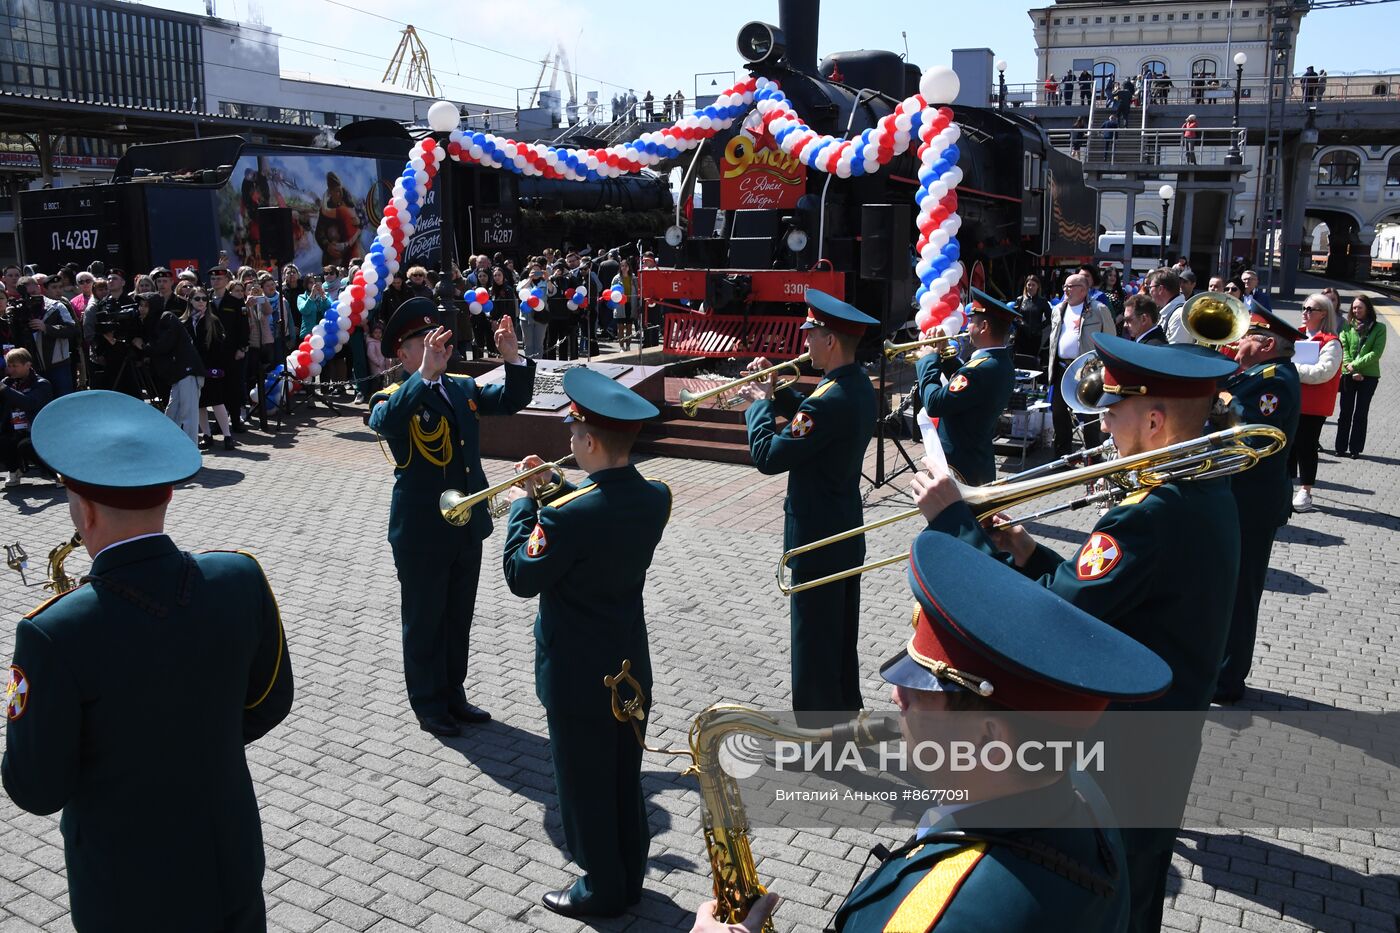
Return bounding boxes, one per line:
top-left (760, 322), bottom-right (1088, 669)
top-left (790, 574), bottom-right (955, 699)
top-left (309, 334), bottom-right (324, 349)
top-left (863, 157), bottom-right (880, 174)
top-left (364, 282), bottom-right (379, 299)
top-left (391, 196), bottom-right (408, 212)
top-left (915, 258), bottom-right (933, 280)
top-left (919, 291), bottom-right (937, 311)
top-left (469, 145), bottom-right (484, 160)
top-left (410, 157), bottom-right (425, 172)
top-left (931, 280), bottom-right (950, 298)
top-left (893, 130), bottom-right (911, 148)
top-left (947, 166), bottom-right (965, 187)
top-left (835, 160), bottom-right (852, 178)
top-left (894, 113), bottom-right (913, 132)
top-left (503, 143), bottom-right (518, 160)
top-left (586, 155), bottom-right (600, 170)
top-left (929, 181), bottom-right (949, 201)
top-left (945, 125), bottom-right (962, 145)
top-left (919, 65), bottom-right (961, 104)
top-left (413, 169), bottom-right (427, 186)
top-left (469, 301), bottom-right (483, 315)
top-left (378, 232), bottom-right (393, 248)
top-left (930, 230), bottom-right (951, 250)
top-left (448, 127), bottom-right (465, 144)
top-left (361, 266), bottom-right (378, 284)
top-left (310, 348), bottom-right (324, 363)
top-left (336, 329), bottom-right (350, 346)
top-left (942, 309), bottom-right (966, 334)
top-left (427, 99), bottom-right (459, 132)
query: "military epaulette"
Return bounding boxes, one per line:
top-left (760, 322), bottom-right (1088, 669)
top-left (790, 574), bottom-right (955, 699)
top-left (24, 586), bottom-right (84, 619)
top-left (883, 842), bottom-right (987, 930)
top-left (201, 548), bottom-right (261, 565)
top-left (370, 382), bottom-right (403, 405)
top-left (546, 484), bottom-right (600, 509)
top-left (1261, 364), bottom-right (1277, 379)
top-left (964, 356), bottom-right (988, 369)
top-left (646, 478), bottom-right (674, 524)
top-left (1119, 489), bottom-right (1152, 507)
top-left (447, 374), bottom-right (474, 387)
top-left (809, 380), bottom-right (836, 400)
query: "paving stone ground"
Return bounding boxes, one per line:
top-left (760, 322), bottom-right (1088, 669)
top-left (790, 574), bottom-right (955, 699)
top-left (2, 284), bottom-right (1397, 932)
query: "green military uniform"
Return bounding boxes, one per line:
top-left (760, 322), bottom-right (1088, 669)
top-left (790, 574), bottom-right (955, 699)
top-left (917, 347), bottom-right (1015, 486)
top-left (746, 290), bottom-right (876, 719)
top-left (926, 335), bottom-right (1245, 933)
top-left (501, 367), bottom-right (669, 918)
top-left (367, 299), bottom-right (534, 733)
top-left (916, 288), bottom-right (1021, 486)
top-left (3, 391), bottom-right (293, 933)
top-left (1217, 313), bottom-right (1303, 702)
top-left (829, 529), bottom-right (1173, 932)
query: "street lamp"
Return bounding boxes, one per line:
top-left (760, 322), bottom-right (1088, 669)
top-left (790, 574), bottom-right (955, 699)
top-left (1227, 51), bottom-right (1247, 165)
top-left (996, 59), bottom-right (1008, 111)
top-left (1158, 184), bottom-right (1175, 265)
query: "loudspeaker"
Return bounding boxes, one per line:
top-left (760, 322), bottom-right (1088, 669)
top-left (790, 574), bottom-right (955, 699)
top-left (258, 207), bottom-right (294, 266)
top-left (860, 203), bottom-right (911, 281)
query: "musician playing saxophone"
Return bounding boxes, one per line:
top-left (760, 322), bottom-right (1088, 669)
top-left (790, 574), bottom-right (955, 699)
top-left (910, 335), bottom-right (1242, 933)
top-left (692, 530), bottom-right (1174, 932)
top-left (502, 368), bottom-right (670, 920)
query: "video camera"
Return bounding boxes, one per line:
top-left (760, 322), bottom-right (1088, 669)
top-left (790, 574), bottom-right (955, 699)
top-left (91, 297), bottom-right (144, 342)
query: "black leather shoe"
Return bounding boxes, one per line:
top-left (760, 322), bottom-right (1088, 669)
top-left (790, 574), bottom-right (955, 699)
top-left (449, 701), bottom-right (491, 724)
top-left (417, 715), bottom-right (461, 737)
top-left (541, 888), bottom-right (624, 919)
top-left (223, 436), bottom-right (236, 451)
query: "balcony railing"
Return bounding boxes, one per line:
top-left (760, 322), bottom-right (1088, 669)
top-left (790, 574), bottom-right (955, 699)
top-left (1003, 72), bottom-right (1400, 109)
top-left (1045, 126), bottom-right (1248, 167)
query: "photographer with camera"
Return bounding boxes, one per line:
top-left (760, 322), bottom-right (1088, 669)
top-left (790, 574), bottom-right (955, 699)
top-left (8, 275), bottom-right (78, 397)
top-left (0, 347), bottom-right (54, 487)
top-left (84, 284), bottom-right (147, 397)
top-left (130, 292), bottom-right (205, 443)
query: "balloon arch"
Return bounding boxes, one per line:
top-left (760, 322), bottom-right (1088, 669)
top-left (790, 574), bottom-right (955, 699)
top-left (285, 67), bottom-right (967, 383)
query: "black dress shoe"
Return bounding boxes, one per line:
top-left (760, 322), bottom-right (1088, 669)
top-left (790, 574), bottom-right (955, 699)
top-left (448, 701), bottom-right (491, 724)
top-left (541, 888), bottom-right (624, 919)
top-left (232, 421), bottom-right (247, 434)
top-left (223, 436), bottom-right (236, 451)
top-left (417, 715), bottom-right (461, 737)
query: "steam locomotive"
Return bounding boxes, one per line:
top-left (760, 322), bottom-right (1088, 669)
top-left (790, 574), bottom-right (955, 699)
top-left (643, 0), bottom-right (1097, 356)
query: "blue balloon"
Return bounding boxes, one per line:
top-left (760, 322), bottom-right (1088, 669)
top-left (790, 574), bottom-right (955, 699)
top-left (472, 133), bottom-right (485, 146)
top-left (919, 270), bottom-right (937, 288)
top-left (944, 144), bottom-right (961, 164)
top-left (946, 241), bottom-right (961, 261)
top-left (914, 285), bottom-right (928, 302)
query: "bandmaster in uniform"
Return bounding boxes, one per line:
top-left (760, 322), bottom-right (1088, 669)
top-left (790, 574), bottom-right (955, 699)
top-left (692, 530), bottom-right (1174, 933)
top-left (2, 390), bottom-right (293, 932)
top-left (1215, 309), bottom-right (1302, 704)
top-left (502, 367), bottom-right (670, 919)
top-left (744, 289), bottom-right (877, 722)
top-left (368, 298), bottom-right (535, 736)
top-left (913, 335), bottom-right (1245, 932)
top-left (916, 287), bottom-right (1020, 485)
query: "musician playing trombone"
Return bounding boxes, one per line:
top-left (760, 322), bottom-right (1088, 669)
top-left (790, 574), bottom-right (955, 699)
top-left (909, 335), bottom-right (1243, 933)
top-left (914, 288), bottom-right (1019, 486)
top-left (743, 290), bottom-right (877, 725)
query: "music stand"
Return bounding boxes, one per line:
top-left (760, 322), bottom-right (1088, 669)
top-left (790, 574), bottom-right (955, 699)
top-left (865, 348), bottom-right (921, 490)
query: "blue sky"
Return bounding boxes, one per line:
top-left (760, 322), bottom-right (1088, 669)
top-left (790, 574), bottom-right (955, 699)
top-left (141, 0), bottom-right (1400, 112)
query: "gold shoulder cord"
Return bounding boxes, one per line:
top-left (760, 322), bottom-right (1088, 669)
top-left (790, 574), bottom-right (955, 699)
top-left (375, 410), bottom-right (454, 471)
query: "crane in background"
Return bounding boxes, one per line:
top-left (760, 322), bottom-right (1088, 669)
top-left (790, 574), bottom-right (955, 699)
top-left (382, 25), bottom-right (443, 98)
top-left (525, 43), bottom-right (579, 112)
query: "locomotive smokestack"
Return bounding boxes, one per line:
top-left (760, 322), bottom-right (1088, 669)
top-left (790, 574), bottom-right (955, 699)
top-left (779, 0), bottom-right (819, 75)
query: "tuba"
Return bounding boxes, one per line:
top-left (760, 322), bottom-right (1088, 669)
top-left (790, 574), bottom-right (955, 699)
top-left (605, 661), bottom-right (899, 931)
top-left (1181, 291), bottom-right (1250, 348)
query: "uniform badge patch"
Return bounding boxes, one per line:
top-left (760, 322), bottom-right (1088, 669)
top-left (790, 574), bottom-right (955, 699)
top-left (949, 374), bottom-right (969, 393)
top-left (467, 398), bottom-right (478, 412)
top-left (790, 412), bottom-right (814, 438)
top-left (526, 523), bottom-right (548, 557)
top-left (5, 664), bottom-right (28, 722)
top-left (1076, 532), bottom-right (1122, 580)
top-left (1258, 393), bottom-right (1279, 416)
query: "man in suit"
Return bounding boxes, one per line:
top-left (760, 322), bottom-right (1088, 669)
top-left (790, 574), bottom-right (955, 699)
top-left (913, 336), bottom-right (1247, 932)
top-left (915, 288), bottom-right (1019, 485)
top-left (692, 530), bottom-right (1175, 933)
top-left (4, 390), bottom-right (292, 932)
top-left (1215, 309), bottom-right (1302, 704)
top-left (1046, 273), bottom-right (1114, 457)
top-left (368, 298), bottom-right (535, 736)
top-left (1121, 293), bottom-right (1167, 346)
top-left (744, 290), bottom-right (876, 724)
top-left (1239, 269), bottom-right (1272, 313)
top-left (503, 368), bottom-right (670, 919)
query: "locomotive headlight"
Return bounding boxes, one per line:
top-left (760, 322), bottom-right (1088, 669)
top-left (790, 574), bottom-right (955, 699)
top-left (665, 225), bottom-right (685, 248)
top-left (786, 229), bottom-right (809, 253)
top-left (737, 21), bottom-right (786, 66)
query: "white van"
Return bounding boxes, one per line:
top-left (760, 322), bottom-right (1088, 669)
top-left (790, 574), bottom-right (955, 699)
top-left (1096, 232), bottom-right (1172, 275)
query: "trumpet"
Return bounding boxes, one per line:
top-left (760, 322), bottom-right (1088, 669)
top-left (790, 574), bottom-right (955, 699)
top-left (882, 330), bottom-right (966, 363)
top-left (439, 454), bottom-right (575, 524)
top-left (776, 423), bottom-right (1287, 595)
top-left (679, 354), bottom-right (809, 417)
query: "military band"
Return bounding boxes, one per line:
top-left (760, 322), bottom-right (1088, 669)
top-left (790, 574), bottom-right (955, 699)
top-left (5, 280), bottom-right (1319, 933)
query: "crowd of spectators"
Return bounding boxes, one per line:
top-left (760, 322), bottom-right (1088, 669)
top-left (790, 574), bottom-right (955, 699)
top-left (0, 244), bottom-right (667, 487)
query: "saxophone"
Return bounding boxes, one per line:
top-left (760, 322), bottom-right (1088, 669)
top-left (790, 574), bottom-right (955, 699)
top-left (606, 661), bottom-right (900, 931)
top-left (44, 533), bottom-right (83, 595)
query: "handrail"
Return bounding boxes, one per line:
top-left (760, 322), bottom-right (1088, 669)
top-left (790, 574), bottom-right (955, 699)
top-left (1005, 71), bottom-right (1400, 108)
top-left (1045, 126), bottom-right (1247, 167)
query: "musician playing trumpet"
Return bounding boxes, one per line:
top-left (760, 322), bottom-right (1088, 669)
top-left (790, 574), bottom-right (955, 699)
top-left (502, 367), bottom-right (671, 920)
top-left (742, 290), bottom-right (877, 726)
top-left (910, 335), bottom-right (1243, 933)
top-left (914, 288), bottom-right (1019, 485)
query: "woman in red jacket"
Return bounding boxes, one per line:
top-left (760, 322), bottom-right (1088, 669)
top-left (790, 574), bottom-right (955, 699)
top-left (1288, 294), bottom-right (1343, 512)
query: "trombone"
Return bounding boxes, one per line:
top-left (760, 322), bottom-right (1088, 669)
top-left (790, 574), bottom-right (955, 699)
top-left (776, 423), bottom-right (1287, 595)
top-left (439, 454), bottom-right (576, 524)
top-left (1182, 291), bottom-right (1250, 348)
top-left (679, 354), bottom-right (809, 417)
top-left (882, 330), bottom-right (966, 363)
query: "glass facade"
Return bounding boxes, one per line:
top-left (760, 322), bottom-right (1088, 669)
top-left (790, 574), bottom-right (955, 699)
top-left (0, 0), bottom-right (204, 109)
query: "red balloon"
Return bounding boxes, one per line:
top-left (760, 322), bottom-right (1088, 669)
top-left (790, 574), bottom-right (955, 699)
top-left (350, 285), bottom-right (365, 301)
top-left (915, 234), bottom-right (929, 254)
top-left (350, 299), bottom-right (365, 313)
top-left (383, 204), bottom-right (398, 219)
top-left (943, 192), bottom-right (959, 213)
top-left (938, 106), bottom-right (954, 122)
top-left (420, 137), bottom-right (436, 151)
